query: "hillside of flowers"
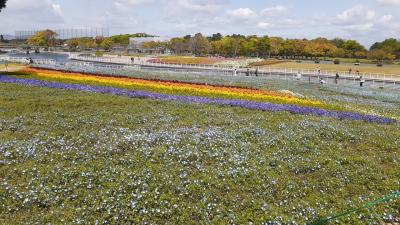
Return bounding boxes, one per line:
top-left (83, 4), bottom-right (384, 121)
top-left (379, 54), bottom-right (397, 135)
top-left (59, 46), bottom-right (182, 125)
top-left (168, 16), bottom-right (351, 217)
top-left (2, 68), bottom-right (396, 124)
top-left (0, 68), bottom-right (399, 224)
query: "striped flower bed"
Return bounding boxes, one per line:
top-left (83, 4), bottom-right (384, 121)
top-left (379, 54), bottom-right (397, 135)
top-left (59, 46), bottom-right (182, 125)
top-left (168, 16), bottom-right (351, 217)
top-left (0, 76), bottom-right (396, 124)
top-left (22, 68), bottom-right (323, 108)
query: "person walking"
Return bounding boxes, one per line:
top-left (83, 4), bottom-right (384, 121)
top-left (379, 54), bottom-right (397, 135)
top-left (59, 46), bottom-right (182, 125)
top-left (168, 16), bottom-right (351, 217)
top-left (233, 68), bottom-right (237, 76)
top-left (335, 72), bottom-right (339, 84)
top-left (360, 76), bottom-right (365, 87)
top-left (255, 67), bottom-right (259, 77)
top-left (296, 71), bottom-right (302, 80)
top-left (246, 68), bottom-right (250, 76)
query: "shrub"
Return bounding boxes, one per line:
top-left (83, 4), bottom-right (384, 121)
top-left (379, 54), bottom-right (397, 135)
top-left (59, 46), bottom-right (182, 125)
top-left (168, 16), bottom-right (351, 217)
top-left (95, 51), bottom-right (104, 57)
top-left (333, 59), bottom-right (340, 64)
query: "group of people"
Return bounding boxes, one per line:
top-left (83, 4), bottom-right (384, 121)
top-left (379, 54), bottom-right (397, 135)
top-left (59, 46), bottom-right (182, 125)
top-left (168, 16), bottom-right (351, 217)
top-left (26, 58), bottom-right (34, 64)
top-left (316, 68), bottom-right (365, 87)
top-left (233, 68), bottom-right (259, 77)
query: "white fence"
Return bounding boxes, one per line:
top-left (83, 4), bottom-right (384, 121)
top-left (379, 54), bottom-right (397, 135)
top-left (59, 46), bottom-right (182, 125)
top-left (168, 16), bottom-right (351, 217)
top-left (70, 55), bottom-right (400, 82)
top-left (0, 56), bottom-right (57, 65)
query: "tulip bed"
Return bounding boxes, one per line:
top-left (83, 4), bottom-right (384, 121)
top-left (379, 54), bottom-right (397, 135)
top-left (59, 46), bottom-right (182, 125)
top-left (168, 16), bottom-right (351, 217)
top-left (0, 68), bottom-right (399, 224)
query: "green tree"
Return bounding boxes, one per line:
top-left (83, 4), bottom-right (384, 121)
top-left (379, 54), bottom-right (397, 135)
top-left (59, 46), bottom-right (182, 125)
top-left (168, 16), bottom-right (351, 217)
top-left (229, 36), bottom-right (245, 57)
top-left (331, 38), bottom-right (345, 48)
top-left (354, 50), bottom-right (367, 59)
top-left (66, 38), bottom-right (97, 49)
top-left (269, 37), bottom-right (284, 57)
top-left (255, 36), bottom-right (271, 57)
top-left (305, 40), bottom-right (337, 60)
top-left (368, 49), bottom-right (396, 61)
top-left (169, 38), bottom-right (188, 54)
top-left (189, 33), bottom-right (211, 56)
top-left (240, 36), bottom-right (258, 56)
top-left (370, 38), bottom-right (400, 59)
top-left (100, 38), bottom-right (114, 51)
top-left (27, 29), bottom-right (58, 47)
top-left (282, 39), bottom-right (296, 58)
top-left (209, 33), bottom-right (223, 41)
top-left (0, 0), bottom-right (7, 12)
top-left (342, 40), bottom-right (366, 57)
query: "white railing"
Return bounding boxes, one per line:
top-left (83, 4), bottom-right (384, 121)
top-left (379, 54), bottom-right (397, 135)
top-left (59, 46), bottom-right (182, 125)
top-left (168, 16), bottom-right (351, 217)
top-left (0, 56), bottom-right (57, 65)
top-left (68, 55), bottom-right (400, 82)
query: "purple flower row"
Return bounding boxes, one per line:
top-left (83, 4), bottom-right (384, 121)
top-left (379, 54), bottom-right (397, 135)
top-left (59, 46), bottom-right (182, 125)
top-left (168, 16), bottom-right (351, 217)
top-left (0, 76), bottom-right (396, 124)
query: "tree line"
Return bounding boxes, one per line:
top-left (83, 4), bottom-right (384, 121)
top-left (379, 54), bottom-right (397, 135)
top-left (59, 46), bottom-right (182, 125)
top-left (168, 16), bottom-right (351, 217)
top-left (23, 29), bottom-right (400, 61)
top-left (25, 30), bottom-right (153, 51)
top-left (169, 33), bottom-right (399, 61)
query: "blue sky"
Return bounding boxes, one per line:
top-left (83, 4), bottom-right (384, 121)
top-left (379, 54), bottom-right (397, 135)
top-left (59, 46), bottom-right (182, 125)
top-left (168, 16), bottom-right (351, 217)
top-left (0, 0), bottom-right (399, 47)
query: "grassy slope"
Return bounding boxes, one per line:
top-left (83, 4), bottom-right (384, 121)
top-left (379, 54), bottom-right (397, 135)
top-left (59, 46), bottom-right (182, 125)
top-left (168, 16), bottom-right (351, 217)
top-left (0, 81), bottom-right (399, 224)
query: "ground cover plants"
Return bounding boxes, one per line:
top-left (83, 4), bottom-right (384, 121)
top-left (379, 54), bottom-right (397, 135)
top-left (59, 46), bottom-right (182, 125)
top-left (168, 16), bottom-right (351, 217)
top-left (0, 67), bottom-right (399, 224)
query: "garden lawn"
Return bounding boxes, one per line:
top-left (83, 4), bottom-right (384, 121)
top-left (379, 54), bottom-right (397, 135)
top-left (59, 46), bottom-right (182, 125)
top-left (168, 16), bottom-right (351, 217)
top-left (0, 78), bottom-right (399, 224)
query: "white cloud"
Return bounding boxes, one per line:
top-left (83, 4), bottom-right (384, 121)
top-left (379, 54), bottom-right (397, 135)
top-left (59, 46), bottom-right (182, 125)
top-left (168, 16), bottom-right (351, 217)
top-left (380, 14), bottom-right (394, 23)
top-left (336, 5), bottom-right (376, 25)
top-left (226, 8), bottom-right (258, 21)
top-left (175, 0), bottom-right (228, 13)
top-left (377, 0), bottom-right (400, 5)
top-left (328, 5), bottom-right (400, 42)
top-left (118, 0), bottom-right (154, 5)
top-left (260, 5), bottom-right (288, 17)
top-left (257, 19), bottom-right (300, 30)
top-left (0, 0), bottom-right (64, 32)
top-left (257, 22), bottom-right (272, 29)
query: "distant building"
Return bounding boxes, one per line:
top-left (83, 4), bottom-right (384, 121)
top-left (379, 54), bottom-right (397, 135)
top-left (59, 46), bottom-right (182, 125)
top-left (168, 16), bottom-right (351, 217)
top-left (15, 28), bottom-right (110, 40)
top-left (129, 37), bottom-right (171, 54)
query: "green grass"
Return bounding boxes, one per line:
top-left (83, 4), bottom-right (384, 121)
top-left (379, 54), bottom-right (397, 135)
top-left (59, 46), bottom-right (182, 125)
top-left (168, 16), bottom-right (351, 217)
top-left (0, 78), bottom-right (399, 224)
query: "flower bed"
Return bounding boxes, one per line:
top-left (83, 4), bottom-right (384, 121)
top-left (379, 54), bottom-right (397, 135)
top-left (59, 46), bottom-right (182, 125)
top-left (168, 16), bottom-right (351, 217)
top-left (21, 68), bottom-right (323, 108)
top-left (0, 75), bottom-right (395, 124)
